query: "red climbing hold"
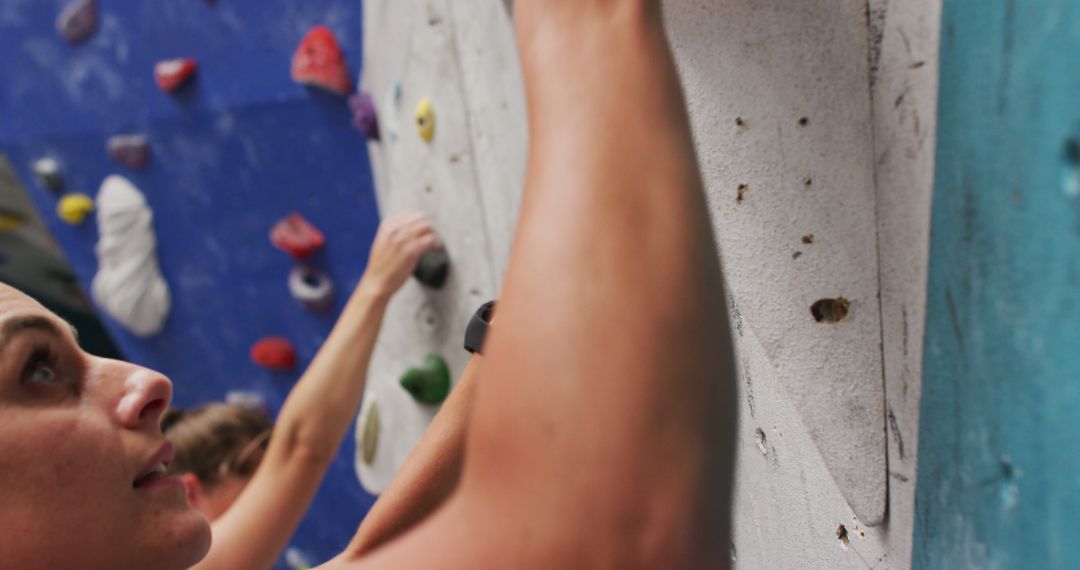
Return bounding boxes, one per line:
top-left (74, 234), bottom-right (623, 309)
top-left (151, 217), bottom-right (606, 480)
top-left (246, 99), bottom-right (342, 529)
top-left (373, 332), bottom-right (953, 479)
top-left (270, 213), bottom-right (326, 260)
top-left (250, 337), bottom-right (297, 371)
top-left (291, 26), bottom-right (352, 96)
top-left (154, 58), bottom-right (198, 93)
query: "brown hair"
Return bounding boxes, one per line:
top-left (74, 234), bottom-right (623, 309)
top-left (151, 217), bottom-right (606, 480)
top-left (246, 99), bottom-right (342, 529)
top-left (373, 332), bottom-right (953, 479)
top-left (161, 403), bottom-right (273, 488)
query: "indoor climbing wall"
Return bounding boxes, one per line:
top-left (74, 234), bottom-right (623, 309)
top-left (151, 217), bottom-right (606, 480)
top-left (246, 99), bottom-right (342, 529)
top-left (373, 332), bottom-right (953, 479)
top-left (357, 0), bottom-right (940, 568)
top-left (353, 0), bottom-right (525, 493)
top-left (0, 1), bottom-right (382, 566)
top-left (665, 0), bottom-right (939, 566)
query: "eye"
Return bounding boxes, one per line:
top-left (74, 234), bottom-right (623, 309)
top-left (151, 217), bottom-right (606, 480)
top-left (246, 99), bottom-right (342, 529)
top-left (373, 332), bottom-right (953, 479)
top-left (29, 363), bottom-right (57, 384)
top-left (22, 346), bottom-right (61, 386)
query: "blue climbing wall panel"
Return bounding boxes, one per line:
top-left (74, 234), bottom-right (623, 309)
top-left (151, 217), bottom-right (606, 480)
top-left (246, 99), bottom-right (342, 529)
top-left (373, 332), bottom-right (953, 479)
top-left (914, 1), bottom-right (1080, 568)
top-left (0, 0), bottom-right (379, 565)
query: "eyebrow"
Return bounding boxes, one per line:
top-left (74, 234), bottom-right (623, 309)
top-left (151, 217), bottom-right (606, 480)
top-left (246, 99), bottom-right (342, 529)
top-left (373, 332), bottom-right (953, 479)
top-left (0, 315), bottom-right (79, 353)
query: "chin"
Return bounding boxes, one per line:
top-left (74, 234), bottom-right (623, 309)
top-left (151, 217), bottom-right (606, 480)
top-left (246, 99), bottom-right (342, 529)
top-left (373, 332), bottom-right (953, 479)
top-left (158, 508), bottom-right (213, 570)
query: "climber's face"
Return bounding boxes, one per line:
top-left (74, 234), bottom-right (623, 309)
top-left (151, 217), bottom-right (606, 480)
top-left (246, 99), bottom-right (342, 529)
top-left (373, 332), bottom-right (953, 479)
top-left (0, 283), bottom-right (210, 569)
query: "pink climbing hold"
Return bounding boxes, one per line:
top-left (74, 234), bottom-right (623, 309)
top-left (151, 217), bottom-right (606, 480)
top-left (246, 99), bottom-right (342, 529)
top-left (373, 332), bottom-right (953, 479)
top-left (250, 337), bottom-right (297, 371)
top-left (348, 91), bottom-right (380, 140)
top-left (291, 26), bottom-right (352, 96)
top-left (154, 58), bottom-right (198, 93)
top-left (56, 0), bottom-right (98, 44)
top-left (107, 134), bottom-right (151, 170)
top-left (270, 213), bottom-right (326, 260)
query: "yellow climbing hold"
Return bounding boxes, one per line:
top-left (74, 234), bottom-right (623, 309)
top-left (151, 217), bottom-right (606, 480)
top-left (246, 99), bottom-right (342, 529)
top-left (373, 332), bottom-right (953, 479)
top-left (361, 400), bottom-right (380, 465)
top-left (415, 97), bottom-right (435, 142)
top-left (58, 193), bottom-right (95, 225)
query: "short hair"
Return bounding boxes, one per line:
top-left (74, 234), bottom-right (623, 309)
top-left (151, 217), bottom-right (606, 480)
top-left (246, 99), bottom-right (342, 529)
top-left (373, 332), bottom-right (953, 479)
top-left (161, 403), bottom-right (273, 488)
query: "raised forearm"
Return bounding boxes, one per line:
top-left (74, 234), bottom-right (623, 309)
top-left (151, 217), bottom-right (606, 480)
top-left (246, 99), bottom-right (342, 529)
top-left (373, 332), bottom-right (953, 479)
top-left (271, 280), bottom-right (390, 465)
top-left (464, 0), bottom-right (736, 563)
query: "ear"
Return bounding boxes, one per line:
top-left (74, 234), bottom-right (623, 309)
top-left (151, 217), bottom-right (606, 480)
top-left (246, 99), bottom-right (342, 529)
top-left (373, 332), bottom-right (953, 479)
top-left (179, 473), bottom-right (203, 508)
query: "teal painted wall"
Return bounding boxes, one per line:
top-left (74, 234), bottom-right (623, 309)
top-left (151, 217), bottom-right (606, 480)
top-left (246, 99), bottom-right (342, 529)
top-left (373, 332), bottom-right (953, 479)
top-left (914, 1), bottom-right (1080, 568)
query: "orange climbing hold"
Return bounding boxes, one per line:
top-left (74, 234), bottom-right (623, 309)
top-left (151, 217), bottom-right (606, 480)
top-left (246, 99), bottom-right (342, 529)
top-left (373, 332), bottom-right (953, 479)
top-left (291, 26), bottom-right (352, 96)
top-left (270, 213), bottom-right (326, 260)
top-left (250, 337), bottom-right (297, 371)
top-left (154, 58), bottom-right (198, 93)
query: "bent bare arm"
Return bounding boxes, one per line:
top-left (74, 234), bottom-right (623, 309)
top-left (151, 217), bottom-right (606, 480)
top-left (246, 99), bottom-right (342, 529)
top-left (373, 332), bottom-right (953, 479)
top-left (344, 356), bottom-right (481, 556)
top-left (194, 213), bottom-right (439, 570)
top-left (329, 1), bottom-right (735, 567)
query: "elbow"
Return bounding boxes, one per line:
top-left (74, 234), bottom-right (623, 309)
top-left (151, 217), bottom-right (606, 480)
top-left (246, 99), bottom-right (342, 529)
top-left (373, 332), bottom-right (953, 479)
top-left (271, 425), bottom-right (339, 469)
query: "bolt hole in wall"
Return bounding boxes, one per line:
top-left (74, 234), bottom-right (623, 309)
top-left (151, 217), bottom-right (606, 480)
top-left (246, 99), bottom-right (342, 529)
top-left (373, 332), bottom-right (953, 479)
top-left (836, 524), bottom-right (850, 550)
top-left (811, 297), bottom-right (850, 323)
top-left (754, 427), bottom-right (768, 456)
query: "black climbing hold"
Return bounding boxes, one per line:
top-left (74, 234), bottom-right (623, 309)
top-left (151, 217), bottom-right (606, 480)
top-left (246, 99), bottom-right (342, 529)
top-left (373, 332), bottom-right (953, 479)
top-left (413, 249), bottom-right (450, 289)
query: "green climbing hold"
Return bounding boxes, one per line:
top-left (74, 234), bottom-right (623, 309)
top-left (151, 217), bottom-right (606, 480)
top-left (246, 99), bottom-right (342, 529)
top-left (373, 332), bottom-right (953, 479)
top-left (399, 354), bottom-right (450, 405)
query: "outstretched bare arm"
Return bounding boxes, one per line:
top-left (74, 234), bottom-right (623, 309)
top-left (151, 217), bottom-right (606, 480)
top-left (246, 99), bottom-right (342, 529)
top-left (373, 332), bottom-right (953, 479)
top-left (329, 1), bottom-right (735, 567)
top-left (195, 213), bottom-right (439, 570)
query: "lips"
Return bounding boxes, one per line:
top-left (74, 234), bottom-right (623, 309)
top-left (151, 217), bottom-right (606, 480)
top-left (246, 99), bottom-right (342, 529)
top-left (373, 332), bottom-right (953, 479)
top-left (133, 441), bottom-right (174, 488)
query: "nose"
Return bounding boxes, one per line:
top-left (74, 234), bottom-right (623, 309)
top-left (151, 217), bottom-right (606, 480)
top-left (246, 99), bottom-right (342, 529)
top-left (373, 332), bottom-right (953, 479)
top-left (114, 365), bottom-right (174, 431)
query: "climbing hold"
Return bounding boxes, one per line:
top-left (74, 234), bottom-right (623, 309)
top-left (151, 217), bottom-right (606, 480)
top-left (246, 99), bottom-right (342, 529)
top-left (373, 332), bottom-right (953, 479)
top-left (285, 547), bottom-right (313, 570)
top-left (291, 26), bottom-right (352, 96)
top-left (399, 354), bottom-right (451, 405)
top-left (270, 213), bottom-right (325, 260)
top-left (91, 176), bottom-right (171, 336)
top-left (225, 390), bottom-right (269, 411)
top-left (32, 158), bottom-right (64, 191)
top-left (348, 91), bottom-right (380, 140)
top-left (0, 207), bottom-right (26, 232)
top-left (360, 400), bottom-right (380, 465)
top-left (250, 337), bottom-right (297, 371)
top-left (415, 98), bottom-right (435, 142)
top-left (413, 249), bottom-right (450, 289)
top-left (154, 58), bottom-right (198, 93)
top-left (288, 266), bottom-right (335, 312)
top-left (107, 134), bottom-right (151, 170)
top-left (57, 193), bottom-right (94, 225)
top-left (56, 0), bottom-right (98, 44)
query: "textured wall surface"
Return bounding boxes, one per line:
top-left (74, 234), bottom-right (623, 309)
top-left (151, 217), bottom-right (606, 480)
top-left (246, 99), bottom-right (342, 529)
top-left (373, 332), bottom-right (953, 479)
top-left (355, 0), bottom-right (525, 492)
top-left (360, 0), bottom-right (939, 567)
top-left (914, 1), bottom-right (1080, 568)
top-left (665, 0), bottom-right (938, 566)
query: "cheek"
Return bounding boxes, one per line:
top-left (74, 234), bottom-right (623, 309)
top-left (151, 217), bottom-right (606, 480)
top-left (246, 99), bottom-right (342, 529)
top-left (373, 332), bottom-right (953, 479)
top-left (0, 410), bottom-right (127, 514)
top-left (0, 411), bottom-right (132, 563)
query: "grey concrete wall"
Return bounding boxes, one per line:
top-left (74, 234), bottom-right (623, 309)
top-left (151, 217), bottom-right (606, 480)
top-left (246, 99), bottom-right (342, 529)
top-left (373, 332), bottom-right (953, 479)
top-left (356, 1), bottom-right (939, 567)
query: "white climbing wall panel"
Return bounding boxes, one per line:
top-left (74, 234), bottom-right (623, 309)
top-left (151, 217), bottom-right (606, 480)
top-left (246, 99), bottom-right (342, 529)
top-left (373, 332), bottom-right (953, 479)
top-left (355, 0), bottom-right (524, 493)
top-left (357, 0), bottom-right (939, 567)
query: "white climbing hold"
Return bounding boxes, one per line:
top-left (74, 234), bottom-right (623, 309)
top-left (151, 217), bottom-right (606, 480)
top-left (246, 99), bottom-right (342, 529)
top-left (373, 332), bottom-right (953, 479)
top-left (32, 158), bottom-right (64, 191)
top-left (225, 390), bottom-right (268, 411)
top-left (91, 175), bottom-right (171, 337)
top-left (284, 547), bottom-right (313, 570)
top-left (288, 266), bottom-right (335, 312)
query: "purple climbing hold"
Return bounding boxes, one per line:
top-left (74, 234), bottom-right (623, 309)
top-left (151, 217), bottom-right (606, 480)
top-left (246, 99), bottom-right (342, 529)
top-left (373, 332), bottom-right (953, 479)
top-left (348, 91), bottom-right (380, 141)
top-left (107, 134), bottom-right (151, 170)
top-left (56, 0), bottom-right (98, 44)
